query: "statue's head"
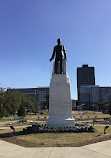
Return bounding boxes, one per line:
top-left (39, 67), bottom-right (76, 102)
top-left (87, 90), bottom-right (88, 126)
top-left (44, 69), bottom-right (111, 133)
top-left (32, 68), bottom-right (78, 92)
top-left (57, 38), bottom-right (61, 45)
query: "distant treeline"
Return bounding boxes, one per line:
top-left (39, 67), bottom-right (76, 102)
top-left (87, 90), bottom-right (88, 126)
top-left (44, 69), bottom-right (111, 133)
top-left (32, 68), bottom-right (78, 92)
top-left (0, 88), bottom-right (40, 118)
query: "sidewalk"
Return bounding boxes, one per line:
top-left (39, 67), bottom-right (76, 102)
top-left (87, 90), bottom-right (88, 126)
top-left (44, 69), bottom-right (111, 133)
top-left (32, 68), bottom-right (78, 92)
top-left (0, 139), bottom-right (111, 158)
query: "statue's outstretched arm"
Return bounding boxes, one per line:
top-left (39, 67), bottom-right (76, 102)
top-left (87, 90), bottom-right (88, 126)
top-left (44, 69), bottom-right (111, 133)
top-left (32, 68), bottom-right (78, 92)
top-left (50, 47), bottom-right (55, 61)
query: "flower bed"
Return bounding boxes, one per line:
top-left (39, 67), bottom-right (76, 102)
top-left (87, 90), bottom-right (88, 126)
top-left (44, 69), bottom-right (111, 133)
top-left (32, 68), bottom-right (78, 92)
top-left (22, 123), bottom-right (94, 134)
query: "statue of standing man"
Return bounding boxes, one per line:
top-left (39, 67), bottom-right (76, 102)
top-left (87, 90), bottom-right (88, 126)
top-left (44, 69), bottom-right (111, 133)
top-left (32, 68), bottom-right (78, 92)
top-left (50, 38), bottom-right (67, 74)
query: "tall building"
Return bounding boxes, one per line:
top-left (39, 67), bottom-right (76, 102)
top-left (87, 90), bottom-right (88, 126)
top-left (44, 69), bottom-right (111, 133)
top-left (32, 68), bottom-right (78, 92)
top-left (16, 87), bottom-right (49, 104)
top-left (77, 64), bottom-right (95, 104)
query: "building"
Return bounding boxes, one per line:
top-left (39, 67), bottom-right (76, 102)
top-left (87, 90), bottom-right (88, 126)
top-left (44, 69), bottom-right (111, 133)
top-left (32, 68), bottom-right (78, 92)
top-left (16, 87), bottom-right (49, 104)
top-left (79, 85), bottom-right (90, 105)
top-left (90, 86), bottom-right (100, 104)
top-left (77, 64), bottom-right (95, 104)
top-left (99, 87), bottom-right (111, 103)
top-left (79, 85), bottom-right (100, 109)
top-left (79, 85), bottom-right (111, 110)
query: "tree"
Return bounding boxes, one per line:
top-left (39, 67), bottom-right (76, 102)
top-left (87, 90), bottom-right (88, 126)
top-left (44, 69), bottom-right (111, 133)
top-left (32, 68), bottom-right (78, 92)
top-left (46, 95), bottom-right (49, 110)
top-left (40, 95), bottom-right (49, 110)
top-left (32, 98), bottom-right (40, 114)
top-left (0, 88), bottom-right (6, 117)
top-left (92, 102), bottom-right (107, 112)
top-left (0, 106), bottom-right (4, 118)
top-left (21, 95), bottom-right (39, 113)
top-left (0, 87), bottom-right (40, 118)
top-left (18, 103), bottom-right (26, 116)
top-left (4, 89), bottom-right (22, 115)
top-left (0, 87), bottom-right (5, 106)
top-left (108, 102), bottom-right (111, 115)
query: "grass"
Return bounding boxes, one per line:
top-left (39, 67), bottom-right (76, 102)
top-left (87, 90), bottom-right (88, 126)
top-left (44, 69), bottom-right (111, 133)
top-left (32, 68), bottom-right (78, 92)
top-left (1, 126), bottom-right (111, 147)
top-left (0, 112), bottom-right (110, 122)
top-left (17, 132), bottom-right (96, 146)
top-left (73, 113), bottom-right (110, 120)
top-left (0, 128), bottom-right (22, 134)
top-left (0, 116), bottom-right (15, 121)
top-left (25, 114), bottom-right (48, 120)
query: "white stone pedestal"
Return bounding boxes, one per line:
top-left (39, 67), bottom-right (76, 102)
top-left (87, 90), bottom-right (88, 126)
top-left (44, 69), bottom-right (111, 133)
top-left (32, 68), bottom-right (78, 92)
top-left (46, 73), bottom-right (75, 127)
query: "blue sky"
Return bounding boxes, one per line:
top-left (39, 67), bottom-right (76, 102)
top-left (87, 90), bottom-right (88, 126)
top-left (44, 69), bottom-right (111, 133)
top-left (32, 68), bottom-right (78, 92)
top-left (0, 0), bottom-right (111, 99)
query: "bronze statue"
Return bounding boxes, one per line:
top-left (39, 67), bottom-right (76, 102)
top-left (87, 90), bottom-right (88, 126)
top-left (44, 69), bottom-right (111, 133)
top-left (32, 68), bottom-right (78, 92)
top-left (50, 38), bottom-right (67, 74)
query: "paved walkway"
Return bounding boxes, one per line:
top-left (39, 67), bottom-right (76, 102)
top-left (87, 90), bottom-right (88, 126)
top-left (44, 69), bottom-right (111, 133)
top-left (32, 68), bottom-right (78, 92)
top-left (0, 139), bottom-right (111, 158)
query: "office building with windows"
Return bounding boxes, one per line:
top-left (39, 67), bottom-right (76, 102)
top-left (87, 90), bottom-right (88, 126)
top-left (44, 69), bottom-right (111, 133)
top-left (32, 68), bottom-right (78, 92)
top-left (79, 85), bottom-right (111, 110)
top-left (99, 87), bottom-right (111, 103)
top-left (79, 85), bottom-right (100, 109)
top-left (77, 64), bottom-right (95, 104)
top-left (16, 87), bottom-right (49, 104)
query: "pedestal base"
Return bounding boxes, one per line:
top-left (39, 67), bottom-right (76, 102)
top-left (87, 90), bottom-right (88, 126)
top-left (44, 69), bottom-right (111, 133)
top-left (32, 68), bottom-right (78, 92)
top-left (46, 73), bottom-right (75, 127)
top-left (46, 116), bottom-right (75, 127)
